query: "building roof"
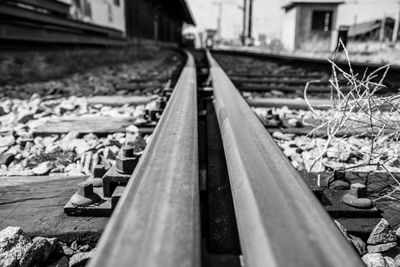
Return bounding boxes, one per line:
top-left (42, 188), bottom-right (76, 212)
top-left (348, 20), bottom-right (381, 37)
top-left (282, 1), bottom-right (344, 12)
top-left (158, 0), bottom-right (196, 25)
top-left (179, 0), bottom-right (196, 25)
top-left (348, 17), bottom-right (394, 37)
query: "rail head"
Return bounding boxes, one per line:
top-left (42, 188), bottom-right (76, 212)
top-left (88, 51), bottom-right (199, 267)
top-left (206, 50), bottom-right (364, 267)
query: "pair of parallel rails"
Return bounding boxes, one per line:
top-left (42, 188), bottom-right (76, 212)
top-left (88, 51), bottom-right (364, 267)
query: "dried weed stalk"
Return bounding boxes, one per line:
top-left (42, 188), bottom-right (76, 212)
top-left (304, 40), bottom-right (400, 199)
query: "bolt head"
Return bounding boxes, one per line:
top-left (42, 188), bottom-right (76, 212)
top-left (77, 182), bottom-right (93, 197)
top-left (116, 155), bottom-right (138, 174)
top-left (92, 164), bottom-right (106, 178)
top-left (349, 183), bottom-right (367, 198)
top-left (149, 110), bottom-right (162, 122)
top-left (333, 170), bottom-right (346, 181)
top-left (121, 145), bottom-right (134, 158)
top-left (156, 97), bottom-right (167, 109)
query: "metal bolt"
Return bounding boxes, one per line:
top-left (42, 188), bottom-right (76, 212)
top-left (348, 183), bottom-right (367, 198)
top-left (342, 183), bottom-right (372, 209)
top-left (149, 110), bottom-right (162, 122)
top-left (71, 181), bottom-right (100, 206)
top-left (333, 170), bottom-right (346, 181)
top-left (329, 171), bottom-right (350, 190)
top-left (93, 164), bottom-right (106, 178)
top-left (121, 145), bottom-right (134, 158)
top-left (115, 145), bottom-right (139, 174)
top-left (144, 109), bottom-right (150, 120)
top-left (116, 155), bottom-right (138, 174)
top-left (156, 97), bottom-right (167, 109)
top-left (77, 182), bottom-right (93, 197)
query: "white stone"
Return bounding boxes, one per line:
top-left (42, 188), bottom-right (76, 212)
top-left (362, 253), bottom-right (388, 267)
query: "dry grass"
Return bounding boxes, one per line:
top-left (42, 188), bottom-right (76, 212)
top-left (304, 40), bottom-right (400, 199)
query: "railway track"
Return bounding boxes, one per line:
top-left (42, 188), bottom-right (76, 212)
top-left (2, 47), bottom-right (396, 266)
top-left (77, 49), bottom-right (377, 266)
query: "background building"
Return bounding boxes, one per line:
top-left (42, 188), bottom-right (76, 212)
top-left (69, 0), bottom-right (125, 33)
top-left (281, 1), bottom-right (343, 52)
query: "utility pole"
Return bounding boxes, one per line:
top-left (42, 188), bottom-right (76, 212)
top-left (217, 2), bottom-right (222, 41)
top-left (213, 0), bottom-right (246, 44)
top-left (392, 2), bottom-right (400, 44)
top-left (379, 14), bottom-right (385, 43)
top-left (242, 0), bottom-right (247, 45)
top-left (248, 0), bottom-right (253, 39)
top-left (212, 1), bottom-right (223, 41)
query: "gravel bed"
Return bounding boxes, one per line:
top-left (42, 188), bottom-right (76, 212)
top-left (0, 226), bottom-right (97, 267)
top-left (0, 49), bottom-right (184, 176)
top-left (253, 106), bottom-right (400, 173)
top-left (2, 218), bottom-right (400, 266)
top-left (253, 105), bottom-right (400, 266)
top-left (0, 94), bottom-right (156, 177)
top-left (0, 50), bottom-right (185, 266)
top-left (336, 219), bottom-right (400, 267)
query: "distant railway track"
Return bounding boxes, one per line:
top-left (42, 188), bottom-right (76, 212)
top-left (211, 49), bottom-right (400, 86)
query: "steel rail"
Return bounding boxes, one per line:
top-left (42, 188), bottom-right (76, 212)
top-left (206, 50), bottom-right (364, 267)
top-left (88, 52), bottom-right (199, 267)
top-left (211, 49), bottom-right (400, 84)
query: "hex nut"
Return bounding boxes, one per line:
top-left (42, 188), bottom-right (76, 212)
top-left (333, 170), bottom-right (346, 181)
top-left (77, 181), bottom-right (93, 197)
top-left (121, 146), bottom-right (134, 158)
top-left (156, 97), bottom-right (167, 109)
top-left (149, 110), bottom-right (162, 122)
top-left (116, 155), bottom-right (139, 174)
top-left (92, 164), bottom-right (107, 178)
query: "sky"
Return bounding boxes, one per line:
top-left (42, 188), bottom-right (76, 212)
top-left (186, 0), bottom-right (400, 41)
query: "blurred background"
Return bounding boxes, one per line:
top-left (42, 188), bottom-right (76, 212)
top-left (183, 0), bottom-right (400, 63)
